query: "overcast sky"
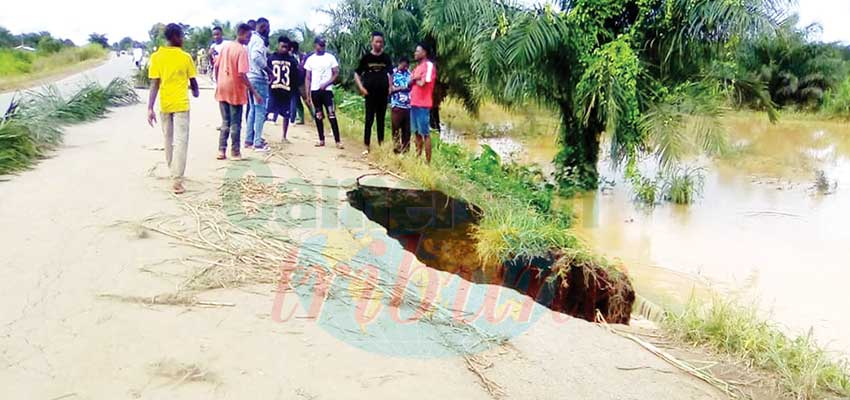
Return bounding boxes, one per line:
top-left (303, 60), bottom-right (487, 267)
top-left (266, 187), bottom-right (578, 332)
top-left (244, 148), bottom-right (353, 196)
top-left (1, 0), bottom-right (848, 45)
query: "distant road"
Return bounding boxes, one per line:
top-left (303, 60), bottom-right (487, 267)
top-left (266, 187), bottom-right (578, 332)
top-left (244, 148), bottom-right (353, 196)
top-left (0, 54), bottom-right (137, 115)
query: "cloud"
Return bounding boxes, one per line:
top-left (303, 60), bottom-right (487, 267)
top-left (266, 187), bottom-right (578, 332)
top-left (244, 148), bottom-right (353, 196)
top-left (797, 0), bottom-right (850, 43)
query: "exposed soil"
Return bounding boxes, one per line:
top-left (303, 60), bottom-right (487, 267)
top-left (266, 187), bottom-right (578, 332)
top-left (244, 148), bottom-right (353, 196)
top-left (347, 185), bottom-right (636, 325)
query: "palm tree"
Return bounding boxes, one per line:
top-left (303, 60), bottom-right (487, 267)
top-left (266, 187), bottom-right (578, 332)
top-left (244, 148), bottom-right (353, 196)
top-left (425, 0), bottom-right (793, 189)
top-left (323, 0), bottom-right (478, 126)
top-left (87, 33), bottom-right (109, 49)
top-left (735, 16), bottom-right (848, 109)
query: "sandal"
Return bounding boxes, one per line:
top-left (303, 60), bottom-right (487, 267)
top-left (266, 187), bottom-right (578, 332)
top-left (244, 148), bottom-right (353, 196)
top-left (172, 182), bottom-right (186, 195)
top-left (337, 143), bottom-right (345, 149)
top-left (315, 141), bottom-right (326, 147)
top-left (217, 152), bottom-right (227, 160)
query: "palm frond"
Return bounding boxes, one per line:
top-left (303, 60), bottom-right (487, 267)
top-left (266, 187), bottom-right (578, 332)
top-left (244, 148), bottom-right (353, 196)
top-left (0, 79), bottom-right (138, 175)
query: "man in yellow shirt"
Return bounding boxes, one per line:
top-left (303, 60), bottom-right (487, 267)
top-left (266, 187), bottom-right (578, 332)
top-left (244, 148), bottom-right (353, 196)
top-left (147, 23), bottom-right (200, 194)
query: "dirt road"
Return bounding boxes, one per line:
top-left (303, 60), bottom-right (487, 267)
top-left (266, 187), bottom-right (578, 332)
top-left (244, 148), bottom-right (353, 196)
top-left (0, 78), bottom-right (722, 399)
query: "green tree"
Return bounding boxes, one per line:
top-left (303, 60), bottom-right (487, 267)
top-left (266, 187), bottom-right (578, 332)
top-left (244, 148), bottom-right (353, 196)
top-left (36, 36), bottom-right (64, 54)
top-left (88, 33), bottom-right (109, 48)
top-left (20, 32), bottom-right (51, 48)
top-left (117, 36), bottom-right (135, 51)
top-left (270, 28), bottom-right (297, 43)
top-left (211, 20), bottom-right (235, 40)
top-left (424, 0), bottom-right (792, 189)
top-left (0, 26), bottom-right (17, 47)
top-left (148, 23), bottom-right (166, 50)
top-left (325, 0), bottom-right (425, 86)
top-left (294, 23), bottom-right (320, 51)
top-left (732, 16), bottom-right (849, 110)
top-left (324, 0), bottom-right (478, 127)
top-left (184, 26), bottom-right (213, 53)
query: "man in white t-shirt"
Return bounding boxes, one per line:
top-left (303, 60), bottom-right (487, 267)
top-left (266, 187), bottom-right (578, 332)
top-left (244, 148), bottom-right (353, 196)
top-left (304, 37), bottom-right (343, 149)
top-left (133, 47), bottom-right (144, 69)
top-left (209, 26), bottom-right (229, 80)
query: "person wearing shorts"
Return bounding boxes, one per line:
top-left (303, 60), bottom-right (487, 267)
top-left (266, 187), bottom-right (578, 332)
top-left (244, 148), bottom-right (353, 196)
top-left (409, 43), bottom-right (437, 163)
top-left (268, 36), bottom-right (298, 142)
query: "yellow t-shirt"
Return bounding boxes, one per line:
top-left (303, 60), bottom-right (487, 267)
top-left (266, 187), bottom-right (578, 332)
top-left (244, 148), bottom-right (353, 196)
top-left (148, 46), bottom-right (197, 113)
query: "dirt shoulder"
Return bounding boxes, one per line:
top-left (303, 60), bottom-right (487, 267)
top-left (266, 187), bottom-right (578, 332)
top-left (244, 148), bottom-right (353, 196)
top-left (0, 82), bottom-right (724, 399)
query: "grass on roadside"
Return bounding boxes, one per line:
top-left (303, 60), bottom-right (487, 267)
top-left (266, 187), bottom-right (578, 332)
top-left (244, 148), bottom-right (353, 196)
top-left (0, 78), bottom-right (139, 175)
top-left (368, 140), bottom-right (580, 265)
top-left (335, 90), bottom-right (620, 277)
top-left (664, 297), bottom-right (850, 399)
top-left (335, 89), bottom-right (850, 397)
top-left (0, 45), bottom-right (108, 92)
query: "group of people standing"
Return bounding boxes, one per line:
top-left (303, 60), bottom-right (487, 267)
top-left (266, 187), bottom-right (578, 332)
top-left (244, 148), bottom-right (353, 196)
top-left (145, 20), bottom-right (437, 195)
top-left (354, 32), bottom-right (437, 163)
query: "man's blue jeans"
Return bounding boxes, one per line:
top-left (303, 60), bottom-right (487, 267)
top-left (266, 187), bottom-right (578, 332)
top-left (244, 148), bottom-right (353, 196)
top-left (245, 77), bottom-right (269, 147)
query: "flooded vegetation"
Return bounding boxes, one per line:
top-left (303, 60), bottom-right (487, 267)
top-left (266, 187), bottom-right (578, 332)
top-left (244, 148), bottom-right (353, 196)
top-left (444, 110), bottom-right (850, 358)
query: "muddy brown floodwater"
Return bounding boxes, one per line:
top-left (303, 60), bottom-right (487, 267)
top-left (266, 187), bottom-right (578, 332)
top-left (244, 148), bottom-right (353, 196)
top-left (446, 113), bottom-right (850, 357)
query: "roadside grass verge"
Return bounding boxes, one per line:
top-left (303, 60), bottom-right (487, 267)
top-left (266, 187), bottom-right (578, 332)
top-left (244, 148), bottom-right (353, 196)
top-left (664, 297), bottom-right (850, 399)
top-left (0, 78), bottom-right (139, 175)
top-left (334, 90), bottom-right (850, 397)
top-left (334, 90), bottom-right (621, 274)
top-left (0, 45), bottom-right (108, 92)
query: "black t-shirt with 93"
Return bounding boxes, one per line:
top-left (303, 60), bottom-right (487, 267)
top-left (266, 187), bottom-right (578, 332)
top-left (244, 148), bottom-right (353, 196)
top-left (268, 52), bottom-right (299, 93)
top-left (356, 52), bottom-right (392, 96)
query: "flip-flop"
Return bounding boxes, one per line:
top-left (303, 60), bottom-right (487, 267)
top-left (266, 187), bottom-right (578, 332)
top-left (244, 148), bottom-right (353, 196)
top-left (173, 184), bottom-right (186, 195)
top-left (216, 153), bottom-right (227, 160)
top-left (315, 142), bottom-right (326, 147)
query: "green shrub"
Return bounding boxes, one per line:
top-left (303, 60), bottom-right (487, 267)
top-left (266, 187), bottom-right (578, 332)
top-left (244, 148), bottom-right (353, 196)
top-left (133, 64), bottom-right (151, 89)
top-left (30, 45), bottom-right (106, 72)
top-left (0, 45), bottom-right (106, 80)
top-left (822, 77), bottom-right (850, 120)
top-left (0, 121), bottom-right (39, 175)
top-left (0, 49), bottom-right (34, 76)
top-left (36, 37), bottom-right (64, 54)
top-left (663, 167), bottom-right (705, 205)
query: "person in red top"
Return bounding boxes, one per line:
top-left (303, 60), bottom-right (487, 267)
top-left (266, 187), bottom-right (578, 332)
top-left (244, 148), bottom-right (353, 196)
top-left (409, 43), bottom-right (437, 163)
top-left (214, 24), bottom-right (263, 161)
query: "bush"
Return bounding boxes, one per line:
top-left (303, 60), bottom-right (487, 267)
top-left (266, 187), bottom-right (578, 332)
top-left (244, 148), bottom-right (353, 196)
top-left (30, 45), bottom-right (106, 71)
top-left (36, 37), bottom-right (64, 54)
top-left (663, 167), bottom-right (705, 205)
top-left (0, 49), bottom-right (34, 76)
top-left (0, 45), bottom-right (106, 80)
top-left (822, 77), bottom-right (850, 120)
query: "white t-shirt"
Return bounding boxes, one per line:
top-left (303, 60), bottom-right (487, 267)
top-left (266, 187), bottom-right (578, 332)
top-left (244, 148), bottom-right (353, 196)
top-left (132, 48), bottom-right (143, 62)
top-left (210, 40), bottom-right (229, 61)
top-left (304, 52), bottom-right (339, 91)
